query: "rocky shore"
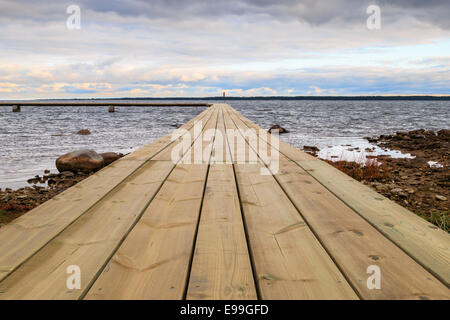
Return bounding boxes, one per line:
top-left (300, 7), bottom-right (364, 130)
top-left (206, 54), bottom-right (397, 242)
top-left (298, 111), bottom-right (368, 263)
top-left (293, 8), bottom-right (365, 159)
top-left (326, 129), bottom-right (449, 232)
top-left (1, 129), bottom-right (448, 232)
top-left (0, 150), bottom-right (124, 227)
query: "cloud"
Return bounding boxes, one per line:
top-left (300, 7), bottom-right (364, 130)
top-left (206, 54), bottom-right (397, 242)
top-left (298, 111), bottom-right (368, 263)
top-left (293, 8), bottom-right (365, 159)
top-left (0, 0), bottom-right (449, 98)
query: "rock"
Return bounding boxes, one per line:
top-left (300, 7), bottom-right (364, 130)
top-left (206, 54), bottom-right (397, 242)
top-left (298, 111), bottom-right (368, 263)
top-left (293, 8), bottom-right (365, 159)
top-left (437, 129), bottom-right (450, 140)
top-left (60, 171), bottom-right (75, 177)
top-left (56, 149), bottom-right (104, 173)
top-left (268, 125), bottom-right (289, 134)
top-left (410, 157), bottom-right (427, 168)
top-left (303, 145), bottom-right (320, 152)
top-left (76, 129), bottom-right (91, 135)
top-left (435, 195), bottom-right (447, 201)
top-left (365, 137), bottom-right (378, 143)
top-left (27, 178), bottom-right (40, 184)
top-left (391, 188), bottom-right (404, 194)
top-left (99, 152), bottom-right (121, 166)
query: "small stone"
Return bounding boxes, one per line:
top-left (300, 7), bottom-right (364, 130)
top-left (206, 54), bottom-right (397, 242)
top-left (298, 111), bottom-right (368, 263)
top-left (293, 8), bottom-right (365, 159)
top-left (76, 129), bottom-right (91, 135)
top-left (435, 195), bottom-right (447, 201)
top-left (61, 171), bottom-right (75, 177)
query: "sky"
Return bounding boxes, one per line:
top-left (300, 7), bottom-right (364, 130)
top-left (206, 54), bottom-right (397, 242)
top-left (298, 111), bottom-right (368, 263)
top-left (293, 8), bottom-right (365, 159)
top-left (0, 0), bottom-right (449, 99)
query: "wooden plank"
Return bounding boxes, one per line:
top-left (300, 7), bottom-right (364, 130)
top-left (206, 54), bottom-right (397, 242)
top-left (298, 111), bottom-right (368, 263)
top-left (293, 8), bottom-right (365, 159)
top-left (221, 107), bottom-right (258, 164)
top-left (0, 102), bottom-right (212, 107)
top-left (225, 105), bottom-right (450, 289)
top-left (222, 108), bottom-right (358, 300)
top-left (0, 106), bottom-right (213, 283)
top-left (152, 106), bottom-right (218, 161)
top-left (85, 163), bottom-right (208, 300)
top-left (123, 107), bottom-right (213, 161)
top-left (298, 159), bottom-right (450, 287)
top-left (0, 160), bottom-right (175, 299)
top-left (187, 165), bottom-right (257, 300)
top-left (223, 105), bottom-right (450, 290)
top-left (233, 163), bottom-right (358, 299)
top-left (222, 104), bottom-right (314, 161)
top-left (85, 106), bottom-right (220, 300)
top-left (274, 159), bottom-right (450, 299)
top-left (186, 106), bottom-right (257, 300)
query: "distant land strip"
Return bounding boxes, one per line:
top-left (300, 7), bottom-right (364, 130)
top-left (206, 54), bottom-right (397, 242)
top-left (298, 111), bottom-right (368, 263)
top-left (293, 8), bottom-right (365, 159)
top-left (2, 96), bottom-right (450, 102)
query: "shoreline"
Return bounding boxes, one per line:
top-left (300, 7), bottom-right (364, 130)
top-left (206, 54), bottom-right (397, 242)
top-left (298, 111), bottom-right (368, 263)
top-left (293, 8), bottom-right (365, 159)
top-left (1, 128), bottom-right (448, 232)
top-left (317, 129), bottom-right (449, 232)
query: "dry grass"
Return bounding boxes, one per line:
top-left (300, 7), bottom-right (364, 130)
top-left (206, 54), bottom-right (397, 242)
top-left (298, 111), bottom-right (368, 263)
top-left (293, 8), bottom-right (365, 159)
top-left (326, 157), bottom-right (391, 182)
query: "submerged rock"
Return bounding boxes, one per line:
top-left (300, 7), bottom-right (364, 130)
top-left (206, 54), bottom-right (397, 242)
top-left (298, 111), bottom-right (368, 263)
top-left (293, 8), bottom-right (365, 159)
top-left (76, 129), bottom-right (91, 135)
top-left (56, 149), bottom-right (104, 173)
top-left (268, 124), bottom-right (289, 134)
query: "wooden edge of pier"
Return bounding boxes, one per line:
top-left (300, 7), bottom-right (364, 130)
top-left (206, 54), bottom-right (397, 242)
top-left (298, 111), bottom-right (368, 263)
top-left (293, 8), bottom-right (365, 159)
top-left (0, 103), bottom-right (448, 300)
top-left (0, 102), bottom-right (213, 107)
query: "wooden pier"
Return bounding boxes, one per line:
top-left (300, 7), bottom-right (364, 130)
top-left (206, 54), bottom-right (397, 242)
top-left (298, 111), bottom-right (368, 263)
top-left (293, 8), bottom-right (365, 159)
top-left (0, 101), bottom-right (212, 112)
top-left (0, 104), bottom-right (448, 300)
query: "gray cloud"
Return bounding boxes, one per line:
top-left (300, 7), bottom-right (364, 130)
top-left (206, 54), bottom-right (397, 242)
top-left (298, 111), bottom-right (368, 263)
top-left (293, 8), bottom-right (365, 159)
top-left (1, 0), bottom-right (450, 28)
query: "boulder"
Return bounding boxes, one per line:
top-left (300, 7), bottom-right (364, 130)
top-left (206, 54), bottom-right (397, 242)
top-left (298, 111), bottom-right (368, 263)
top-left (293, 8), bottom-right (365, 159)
top-left (268, 124), bottom-right (289, 134)
top-left (56, 149), bottom-right (104, 173)
top-left (76, 129), bottom-right (91, 135)
top-left (100, 152), bottom-right (122, 166)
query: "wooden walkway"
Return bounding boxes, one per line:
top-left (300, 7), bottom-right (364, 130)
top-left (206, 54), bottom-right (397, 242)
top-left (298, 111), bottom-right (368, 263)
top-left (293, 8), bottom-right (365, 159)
top-left (0, 104), bottom-right (448, 300)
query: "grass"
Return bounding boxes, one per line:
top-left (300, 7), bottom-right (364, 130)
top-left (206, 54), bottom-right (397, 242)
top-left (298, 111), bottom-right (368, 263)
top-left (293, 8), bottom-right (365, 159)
top-left (326, 158), bottom-right (391, 182)
top-left (415, 209), bottom-right (449, 233)
top-left (326, 156), bottom-right (448, 233)
top-left (426, 209), bottom-right (449, 233)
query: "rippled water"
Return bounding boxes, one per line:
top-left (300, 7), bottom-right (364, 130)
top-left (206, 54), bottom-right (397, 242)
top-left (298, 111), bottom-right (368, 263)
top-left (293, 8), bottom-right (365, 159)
top-left (1, 99), bottom-right (449, 189)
